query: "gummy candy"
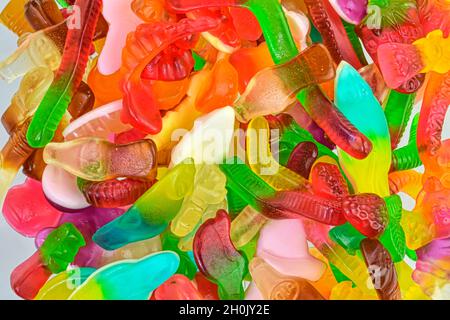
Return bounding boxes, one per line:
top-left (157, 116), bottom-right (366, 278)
top-left (26, 0), bottom-right (102, 148)
top-left (193, 210), bottom-right (247, 300)
top-left (68, 251), bottom-right (179, 300)
top-left (11, 223), bottom-right (85, 299)
top-left (0, 0), bottom-right (448, 302)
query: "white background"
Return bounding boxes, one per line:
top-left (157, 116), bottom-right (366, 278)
top-left (0, 0), bottom-right (448, 300)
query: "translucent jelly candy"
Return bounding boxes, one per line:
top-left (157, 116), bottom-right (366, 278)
top-left (152, 274), bottom-right (203, 300)
top-left (193, 210), bottom-right (247, 300)
top-left (0, 28), bottom-right (61, 83)
top-left (11, 223), bottom-right (85, 300)
top-left (68, 251), bottom-right (179, 300)
top-left (256, 219), bottom-right (326, 281)
top-left (93, 160), bottom-right (195, 250)
top-left (360, 238), bottom-right (402, 300)
top-left (0, 0), bottom-right (34, 36)
top-left (230, 206), bottom-right (267, 248)
top-left (43, 138), bottom-right (158, 181)
top-left (98, 0), bottom-right (144, 75)
top-left (2, 67), bottom-right (53, 133)
top-left (170, 106), bottom-right (236, 166)
top-left (120, 17), bottom-right (218, 135)
top-left (194, 58), bottom-right (239, 113)
top-left (63, 100), bottom-right (133, 141)
top-left (328, 0), bottom-right (368, 25)
top-left (77, 177), bottom-right (155, 208)
top-left (304, 0), bottom-right (364, 69)
top-left (26, 0), bottom-right (102, 148)
top-left (249, 257), bottom-right (325, 300)
top-left (3, 178), bottom-right (62, 237)
top-left (335, 62), bottom-right (391, 197)
top-left (234, 44), bottom-right (336, 122)
top-left (171, 164), bottom-right (227, 237)
top-left (1, 0), bottom-right (450, 302)
top-left (377, 30), bottom-right (450, 89)
top-left (286, 142), bottom-right (318, 179)
top-left (413, 237), bottom-right (450, 299)
top-left (246, 116), bottom-right (312, 192)
top-left (342, 194), bottom-right (389, 238)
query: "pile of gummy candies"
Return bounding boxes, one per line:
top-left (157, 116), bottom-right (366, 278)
top-left (0, 0), bottom-right (448, 300)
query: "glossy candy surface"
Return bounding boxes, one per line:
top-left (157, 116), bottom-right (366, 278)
top-left (0, 0), bottom-right (448, 301)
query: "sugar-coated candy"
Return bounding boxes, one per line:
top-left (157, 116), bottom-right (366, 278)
top-left (0, 0), bottom-right (448, 301)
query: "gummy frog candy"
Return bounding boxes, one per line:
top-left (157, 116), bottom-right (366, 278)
top-left (43, 138), bottom-right (158, 181)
